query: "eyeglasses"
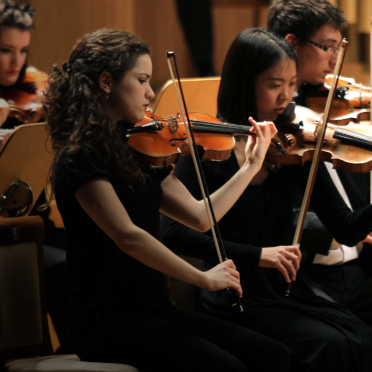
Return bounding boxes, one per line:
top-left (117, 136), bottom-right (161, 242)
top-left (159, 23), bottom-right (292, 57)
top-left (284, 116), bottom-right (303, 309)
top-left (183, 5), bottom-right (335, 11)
top-left (306, 40), bottom-right (340, 55)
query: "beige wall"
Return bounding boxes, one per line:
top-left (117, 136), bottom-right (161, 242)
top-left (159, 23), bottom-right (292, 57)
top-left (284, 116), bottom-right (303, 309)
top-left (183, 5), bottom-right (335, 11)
top-left (27, 0), bottom-right (137, 75)
top-left (26, 0), bottom-right (269, 87)
top-left (22, 0), bottom-right (371, 87)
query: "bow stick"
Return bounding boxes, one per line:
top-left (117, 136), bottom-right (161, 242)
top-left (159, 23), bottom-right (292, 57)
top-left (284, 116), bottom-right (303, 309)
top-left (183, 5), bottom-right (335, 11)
top-left (166, 51), bottom-right (243, 312)
top-left (286, 39), bottom-right (348, 296)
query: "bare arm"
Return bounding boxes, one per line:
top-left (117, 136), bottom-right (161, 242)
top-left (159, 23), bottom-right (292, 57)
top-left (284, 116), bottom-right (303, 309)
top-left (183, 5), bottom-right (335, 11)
top-left (160, 119), bottom-right (277, 231)
top-left (0, 98), bottom-right (9, 128)
top-left (0, 129), bottom-right (13, 151)
top-left (75, 178), bottom-right (243, 296)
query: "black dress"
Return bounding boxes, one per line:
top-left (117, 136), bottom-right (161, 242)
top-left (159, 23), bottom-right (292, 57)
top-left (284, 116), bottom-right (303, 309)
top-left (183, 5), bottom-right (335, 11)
top-left (293, 86), bottom-right (372, 327)
top-left (54, 146), bottom-right (290, 372)
top-left (160, 154), bottom-right (372, 372)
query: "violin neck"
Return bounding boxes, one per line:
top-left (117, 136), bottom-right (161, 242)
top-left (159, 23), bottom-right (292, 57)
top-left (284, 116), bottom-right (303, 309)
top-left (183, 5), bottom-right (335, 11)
top-left (191, 120), bottom-right (253, 136)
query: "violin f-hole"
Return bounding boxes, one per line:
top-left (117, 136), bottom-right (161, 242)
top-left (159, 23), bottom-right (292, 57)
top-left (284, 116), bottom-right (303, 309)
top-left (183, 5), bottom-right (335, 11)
top-left (169, 137), bottom-right (187, 146)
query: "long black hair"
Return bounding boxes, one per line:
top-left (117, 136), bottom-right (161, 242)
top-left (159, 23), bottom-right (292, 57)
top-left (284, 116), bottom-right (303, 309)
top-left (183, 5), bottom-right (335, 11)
top-left (218, 28), bottom-right (297, 125)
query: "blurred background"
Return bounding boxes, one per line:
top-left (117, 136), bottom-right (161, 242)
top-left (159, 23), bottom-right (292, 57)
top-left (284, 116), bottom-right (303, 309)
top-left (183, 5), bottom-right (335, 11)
top-left (24, 0), bottom-right (371, 90)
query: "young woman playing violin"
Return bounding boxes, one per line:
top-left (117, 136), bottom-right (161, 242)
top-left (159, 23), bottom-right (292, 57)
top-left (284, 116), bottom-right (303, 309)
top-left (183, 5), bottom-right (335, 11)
top-left (268, 0), bottom-right (372, 329)
top-left (43, 28), bottom-right (290, 372)
top-left (0, 0), bottom-right (45, 131)
top-left (0, 0), bottom-right (39, 148)
top-left (160, 28), bottom-right (372, 372)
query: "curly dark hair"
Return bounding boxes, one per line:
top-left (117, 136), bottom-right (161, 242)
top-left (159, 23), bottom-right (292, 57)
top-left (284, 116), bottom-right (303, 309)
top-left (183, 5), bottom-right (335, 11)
top-left (267, 0), bottom-right (347, 41)
top-left (218, 28), bottom-right (297, 125)
top-left (44, 28), bottom-right (150, 193)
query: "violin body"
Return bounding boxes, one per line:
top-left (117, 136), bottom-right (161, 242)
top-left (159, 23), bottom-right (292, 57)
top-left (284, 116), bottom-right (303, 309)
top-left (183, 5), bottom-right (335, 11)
top-left (267, 106), bottom-right (372, 173)
top-left (127, 112), bottom-right (236, 167)
top-left (0, 66), bottom-right (46, 125)
top-left (306, 74), bottom-right (371, 125)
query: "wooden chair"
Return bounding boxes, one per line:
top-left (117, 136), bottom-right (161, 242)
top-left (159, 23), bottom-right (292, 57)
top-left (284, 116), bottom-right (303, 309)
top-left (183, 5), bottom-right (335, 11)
top-left (153, 77), bottom-right (221, 118)
top-left (0, 123), bottom-right (53, 217)
top-left (0, 216), bottom-right (139, 372)
top-left (167, 255), bottom-right (204, 311)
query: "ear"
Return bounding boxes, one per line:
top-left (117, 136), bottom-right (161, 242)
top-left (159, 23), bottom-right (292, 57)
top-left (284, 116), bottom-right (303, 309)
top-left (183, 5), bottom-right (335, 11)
top-left (98, 72), bottom-right (113, 94)
top-left (285, 34), bottom-right (299, 49)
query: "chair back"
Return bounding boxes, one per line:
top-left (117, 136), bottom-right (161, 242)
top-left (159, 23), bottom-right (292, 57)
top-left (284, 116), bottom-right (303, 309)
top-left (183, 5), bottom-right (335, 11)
top-left (0, 123), bottom-right (53, 217)
top-left (0, 216), bottom-right (53, 362)
top-left (167, 255), bottom-right (204, 311)
top-left (153, 77), bottom-right (221, 118)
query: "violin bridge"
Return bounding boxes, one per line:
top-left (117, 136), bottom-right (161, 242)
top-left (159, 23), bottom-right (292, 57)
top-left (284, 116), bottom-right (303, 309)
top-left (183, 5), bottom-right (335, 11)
top-left (168, 115), bottom-right (178, 134)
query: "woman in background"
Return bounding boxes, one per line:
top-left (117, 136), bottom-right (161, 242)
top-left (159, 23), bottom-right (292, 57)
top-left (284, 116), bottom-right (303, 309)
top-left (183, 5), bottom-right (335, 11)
top-left (0, 0), bottom-right (70, 353)
top-left (0, 0), bottom-right (45, 130)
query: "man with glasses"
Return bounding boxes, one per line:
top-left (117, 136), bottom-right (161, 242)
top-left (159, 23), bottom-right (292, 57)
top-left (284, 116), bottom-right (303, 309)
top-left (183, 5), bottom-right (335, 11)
top-left (268, 0), bottom-right (372, 328)
top-left (268, 0), bottom-right (344, 97)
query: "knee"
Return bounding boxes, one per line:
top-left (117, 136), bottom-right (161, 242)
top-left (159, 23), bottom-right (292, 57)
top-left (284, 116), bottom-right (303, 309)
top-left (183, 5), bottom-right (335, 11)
top-left (237, 338), bottom-right (289, 372)
top-left (306, 332), bottom-right (351, 370)
top-left (272, 342), bottom-right (290, 370)
top-left (320, 333), bottom-right (349, 355)
top-left (216, 360), bottom-right (247, 372)
top-left (257, 342), bottom-right (289, 372)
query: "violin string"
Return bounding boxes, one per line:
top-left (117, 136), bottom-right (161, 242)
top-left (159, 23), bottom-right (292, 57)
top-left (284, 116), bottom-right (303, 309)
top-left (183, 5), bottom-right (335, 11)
top-left (155, 117), bottom-right (251, 131)
top-left (190, 120), bottom-right (253, 133)
top-left (336, 128), bottom-right (372, 143)
top-left (191, 120), bottom-right (251, 129)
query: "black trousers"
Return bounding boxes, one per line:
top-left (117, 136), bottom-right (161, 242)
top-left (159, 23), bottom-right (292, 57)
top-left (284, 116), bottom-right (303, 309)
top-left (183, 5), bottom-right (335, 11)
top-left (237, 307), bottom-right (356, 372)
top-left (76, 307), bottom-right (289, 372)
top-left (305, 258), bottom-right (372, 327)
top-left (200, 285), bottom-right (372, 372)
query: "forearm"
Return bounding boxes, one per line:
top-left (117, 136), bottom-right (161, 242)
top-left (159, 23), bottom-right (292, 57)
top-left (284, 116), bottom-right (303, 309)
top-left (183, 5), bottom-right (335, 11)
top-left (160, 213), bottom-right (262, 265)
top-left (116, 225), bottom-right (206, 288)
top-left (0, 129), bottom-right (13, 151)
top-left (310, 163), bottom-right (372, 246)
top-left (161, 120), bottom-right (275, 231)
top-left (160, 162), bottom-right (261, 232)
top-left (205, 162), bottom-right (261, 226)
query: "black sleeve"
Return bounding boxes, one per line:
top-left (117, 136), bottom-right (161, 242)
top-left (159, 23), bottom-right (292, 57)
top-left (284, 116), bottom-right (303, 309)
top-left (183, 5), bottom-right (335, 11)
top-left (153, 165), bottom-right (173, 183)
top-left (295, 209), bottom-right (333, 256)
top-left (307, 162), bottom-right (372, 247)
top-left (56, 148), bottom-right (114, 198)
top-left (159, 156), bottom-right (262, 265)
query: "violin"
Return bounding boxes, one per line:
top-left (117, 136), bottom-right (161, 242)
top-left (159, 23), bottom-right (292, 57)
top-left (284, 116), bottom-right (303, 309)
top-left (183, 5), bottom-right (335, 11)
top-left (267, 104), bottom-right (372, 173)
top-left (306, 74), bottom-right (371, 125)
top-left (126, 112), bottom-right (286, 167)
top-left (6, 103), bottom-right (44, 124)
top-left (0, 67), bottom-right (46, 125)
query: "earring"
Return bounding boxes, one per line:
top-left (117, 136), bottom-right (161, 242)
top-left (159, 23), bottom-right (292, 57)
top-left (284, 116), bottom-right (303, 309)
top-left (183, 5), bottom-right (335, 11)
top-left (106, 94), bottom-right (109, 100)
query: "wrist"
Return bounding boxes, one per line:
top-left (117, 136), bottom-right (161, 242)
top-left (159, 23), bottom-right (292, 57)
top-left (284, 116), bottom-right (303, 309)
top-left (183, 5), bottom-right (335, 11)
top-left (190, 268), bottom-right (207, 289)
top-left (241, 160), bottom-right (262, 174)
